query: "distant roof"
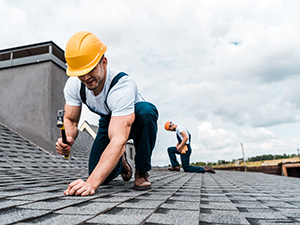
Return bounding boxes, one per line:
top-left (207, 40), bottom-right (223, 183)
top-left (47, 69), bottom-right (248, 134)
top-left (0, 41), bottom-right (66, 70)
top-left (79, 120), bottom-right (98, 138)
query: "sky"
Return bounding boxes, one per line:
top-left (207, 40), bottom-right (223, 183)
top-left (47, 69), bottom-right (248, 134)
top-left (1, 0), bottom-right (300, 166)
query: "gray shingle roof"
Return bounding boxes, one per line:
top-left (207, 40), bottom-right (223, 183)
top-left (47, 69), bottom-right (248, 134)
top-left (1, 123), bottom-right (300, 225)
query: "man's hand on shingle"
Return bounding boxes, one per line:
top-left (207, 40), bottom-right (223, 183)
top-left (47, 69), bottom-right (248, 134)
top-left (64, 179), bottom-right (95, 196)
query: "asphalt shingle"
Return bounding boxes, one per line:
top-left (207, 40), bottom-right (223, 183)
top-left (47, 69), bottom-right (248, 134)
top-left (1, 123), bottom-right (300, 225)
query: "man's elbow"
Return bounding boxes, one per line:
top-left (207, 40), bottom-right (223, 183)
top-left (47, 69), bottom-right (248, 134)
top-left (183, 138), bottom-right (189, 144)
top-left (111, 137), bottom-right (128, 151)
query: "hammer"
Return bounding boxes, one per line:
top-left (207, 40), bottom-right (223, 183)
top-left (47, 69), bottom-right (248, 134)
top-left (56, 110), bottom-right (70, 159)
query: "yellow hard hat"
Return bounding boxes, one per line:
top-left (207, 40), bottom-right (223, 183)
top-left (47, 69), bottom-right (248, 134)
top-left (164, 121), bottom-right (172, 131)
top-left (65, 31), bottom-right (107, 76)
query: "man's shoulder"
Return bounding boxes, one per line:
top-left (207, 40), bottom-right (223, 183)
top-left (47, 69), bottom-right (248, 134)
top-left (63, 77), bottom-right (82, 105)
top-left (176, 125), bottom-right (187, 133)
top-left (65, 76), bottom-right (81, 88)
top-left (108, 69), bottom-right (137, 91)
top-left (108, 69), bottom-right (131, 82)
top-left (177, 124), bottom-right (184, 129)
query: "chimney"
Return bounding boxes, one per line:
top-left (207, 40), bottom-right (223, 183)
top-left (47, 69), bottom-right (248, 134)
top-left (0, 41), bottom-right (68, 154)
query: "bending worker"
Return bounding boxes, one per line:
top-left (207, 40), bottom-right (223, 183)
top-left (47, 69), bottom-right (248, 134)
top-left (164, 121), bottom-right (215, 173)
top-left (56, 31), bottom-right (158, 196)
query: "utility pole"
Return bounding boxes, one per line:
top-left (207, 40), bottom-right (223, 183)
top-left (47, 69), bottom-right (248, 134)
top-left (298, 149), bottom-right (299, 161)
top-left (241, 143), bottom-right (247, 172)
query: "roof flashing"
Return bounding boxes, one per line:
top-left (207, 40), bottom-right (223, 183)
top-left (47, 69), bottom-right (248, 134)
top-left (0, 41), bottom-right (66, 70)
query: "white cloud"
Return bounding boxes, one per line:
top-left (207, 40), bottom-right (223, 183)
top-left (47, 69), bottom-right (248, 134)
top-left (197, 122), bottom-right (238, 150)
top-left (241, 137), bottom-right (300, 159)
top-left (1, 0), bottom-right (300, 166)
top-left (242, 127), bottom-right (276, 142)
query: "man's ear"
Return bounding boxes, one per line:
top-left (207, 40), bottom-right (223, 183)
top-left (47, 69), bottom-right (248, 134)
top-left (101, 57), bottom-right (108, 68)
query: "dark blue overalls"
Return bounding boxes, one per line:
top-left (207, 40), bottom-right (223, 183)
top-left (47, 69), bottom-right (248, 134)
top-left (80, 73), bottom-right (159, 183)
top-left (167, 131), bottom-right (204, 173)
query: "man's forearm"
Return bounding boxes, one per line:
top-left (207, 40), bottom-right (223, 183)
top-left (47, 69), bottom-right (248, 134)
top-left (64, 119), bottom-right (79, 141)
top-left (86, 141), bottom-right (125, 190)
top-left (85, 113), bottom-right (134, 192)
top-left (177, 139), bottom-right (188, 150)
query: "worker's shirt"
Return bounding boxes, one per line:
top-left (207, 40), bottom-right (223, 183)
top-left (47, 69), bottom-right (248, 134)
top-left (176, 125), bottom-right (190, 145)
top-left (64, 68), bottom-right (143, 117)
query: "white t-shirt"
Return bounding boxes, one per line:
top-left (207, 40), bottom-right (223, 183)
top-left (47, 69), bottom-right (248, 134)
top-left (64, 68), bottom-right (143, 117)
top-left (176, 125), bottom-right (190, 145)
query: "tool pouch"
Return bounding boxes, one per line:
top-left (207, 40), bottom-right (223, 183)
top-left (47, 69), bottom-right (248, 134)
top-left (181, 145), bottom-right (188, 154)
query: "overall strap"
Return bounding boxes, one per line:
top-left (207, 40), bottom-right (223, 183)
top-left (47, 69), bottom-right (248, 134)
top-left (104, 72), bottom-right (128, 110)
top-left (176, 132), bottom-right (191, 145)
top-left (80, 83), bottom-right (102, 116)
top-left (80, 82), bottom-right (87, 105)
top-left (176, 134), bottom-right (182, 144)
top-left (80, 72), bottom-right (128, 115)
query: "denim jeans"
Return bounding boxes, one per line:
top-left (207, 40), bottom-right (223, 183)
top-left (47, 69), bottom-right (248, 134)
top-left (167, 144), bottom-right (205, 173)
top-left (88, 101), bottom-right (158, 183)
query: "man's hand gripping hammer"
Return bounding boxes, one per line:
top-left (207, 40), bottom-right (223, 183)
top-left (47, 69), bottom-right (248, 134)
top-left (56, 110), bottom-right (70, 159)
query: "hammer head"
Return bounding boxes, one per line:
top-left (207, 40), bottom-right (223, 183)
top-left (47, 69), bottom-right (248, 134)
top-left (56, 110), bottom-right (64, 128)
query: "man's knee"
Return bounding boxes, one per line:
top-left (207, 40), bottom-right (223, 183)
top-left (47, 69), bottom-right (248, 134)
top-left (167, 146), bottom-right (177, 154)
top-left (136, 102), bottom-right (158, 122)
top-left (138, 112), bottom-right (155, 125)
top-left (182, 165), bottom-right (189, 172)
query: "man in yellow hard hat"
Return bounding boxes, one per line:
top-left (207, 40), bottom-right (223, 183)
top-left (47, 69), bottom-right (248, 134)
top-left (56, 31), bottom-right (158, 195)
top-left (164, 121), bottom-right (215, 173)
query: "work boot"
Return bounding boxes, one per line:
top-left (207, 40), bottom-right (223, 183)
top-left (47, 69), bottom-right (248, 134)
top-left (134, 171), bottom-right (151, 190)
top-left (168, 166), bottom-right (180, 171)
top-left (121, 153), bottom-right (132, 181)
top-left (204, 166), bottom-right (215, 174)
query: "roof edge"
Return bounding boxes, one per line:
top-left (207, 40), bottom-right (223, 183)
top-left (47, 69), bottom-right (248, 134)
top-left (0, 41), bottom-right (64, 54)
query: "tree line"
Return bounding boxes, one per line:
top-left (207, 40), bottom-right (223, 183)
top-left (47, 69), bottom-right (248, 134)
top-left (170, 153), bottom-right (298, 167)
top-left (247, 153), bottom-right (297, 162)
top-left (204, 153), bottom-right (298, 167)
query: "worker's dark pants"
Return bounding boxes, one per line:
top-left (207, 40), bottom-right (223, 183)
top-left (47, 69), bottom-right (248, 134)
top-left (167, 145), bottom-right (205, 173)
top-left (88, 101), bottom-right (158, 183)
